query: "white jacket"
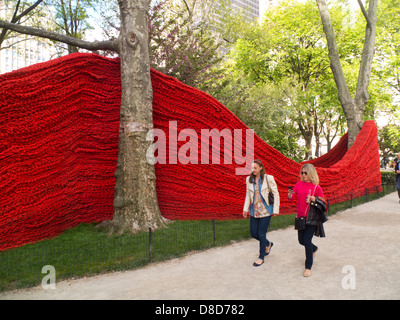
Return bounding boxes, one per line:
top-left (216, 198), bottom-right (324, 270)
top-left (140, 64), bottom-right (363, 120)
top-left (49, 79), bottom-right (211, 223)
top-left (243, 174), bottom-right (280, 215)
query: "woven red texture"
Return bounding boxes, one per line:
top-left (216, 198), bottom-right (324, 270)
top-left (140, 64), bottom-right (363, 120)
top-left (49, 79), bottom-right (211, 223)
top-left (0, 53), bottom-right (381, 250)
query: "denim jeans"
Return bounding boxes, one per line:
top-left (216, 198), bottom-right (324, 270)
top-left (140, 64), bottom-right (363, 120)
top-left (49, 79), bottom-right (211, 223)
top-left (250, 216), bottom-right (272, 260)
top-left (298, 224), bottom-right (318, 270)
top-left (397, 175), bottom-right (400, 198)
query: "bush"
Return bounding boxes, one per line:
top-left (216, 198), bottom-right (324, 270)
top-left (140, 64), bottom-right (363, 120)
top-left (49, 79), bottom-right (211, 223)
top-left (381, 171), bottom-right (397, 184)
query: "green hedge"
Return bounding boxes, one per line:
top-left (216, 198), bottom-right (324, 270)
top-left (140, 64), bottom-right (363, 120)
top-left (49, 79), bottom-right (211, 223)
top-left (381, 171), bottom-right (397, 184)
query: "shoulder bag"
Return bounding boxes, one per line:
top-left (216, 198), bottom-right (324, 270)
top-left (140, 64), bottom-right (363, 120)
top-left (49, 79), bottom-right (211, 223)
top-left (265, 175), bottom-right (274, 205)
top-left (294, 184), bottom-right (317, 230)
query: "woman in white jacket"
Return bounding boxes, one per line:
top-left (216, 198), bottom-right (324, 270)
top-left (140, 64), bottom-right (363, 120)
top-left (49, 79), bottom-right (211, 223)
top-left (243, 159), bottom-right (280, 266)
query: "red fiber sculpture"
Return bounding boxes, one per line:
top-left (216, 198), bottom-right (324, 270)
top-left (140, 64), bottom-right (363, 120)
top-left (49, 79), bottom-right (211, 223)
top-left (0, 53), bottom-right (381, 251)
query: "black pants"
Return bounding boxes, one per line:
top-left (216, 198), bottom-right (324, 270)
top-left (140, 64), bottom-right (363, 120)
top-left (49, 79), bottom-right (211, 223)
top-left (298, 224), bottom-right (318, 269)
top-left (397, 175), bottom-right (400, 198)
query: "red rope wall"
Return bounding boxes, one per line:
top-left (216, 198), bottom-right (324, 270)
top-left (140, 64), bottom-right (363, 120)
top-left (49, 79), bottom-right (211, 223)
top-left (0, 53), bottom-right (381, 251)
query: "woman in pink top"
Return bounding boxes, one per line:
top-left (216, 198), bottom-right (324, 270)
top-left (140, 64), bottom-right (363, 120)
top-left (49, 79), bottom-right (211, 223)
top-left (288, 163), bottom-right (324, 277)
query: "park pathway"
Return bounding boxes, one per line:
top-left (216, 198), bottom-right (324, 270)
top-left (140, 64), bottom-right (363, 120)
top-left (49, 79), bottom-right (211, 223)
top-left (1, 192), bottom-right (400, 300)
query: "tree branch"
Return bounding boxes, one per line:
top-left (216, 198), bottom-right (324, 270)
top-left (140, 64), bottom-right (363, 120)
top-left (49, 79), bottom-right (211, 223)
top-left (0, 19), bottom-right (119, 53)
top-left (0, 0), bottom-right (43, 46)
top-left (354, 0), bottom-right (378, 109)
top-left (0, 35), bottom-right (37, 50)
top-left (315, 0), bottom-right (352, 109)
top-left (14, 0), bottom-right (43, 22)
top-left (181, 0), bottom-right (191, 17)
top-left (357, 0), bottom-right (372, 29)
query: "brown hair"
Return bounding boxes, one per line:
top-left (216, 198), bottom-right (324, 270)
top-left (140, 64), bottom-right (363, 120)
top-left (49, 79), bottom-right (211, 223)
top-left (250, 159), bottom-right (266, 184)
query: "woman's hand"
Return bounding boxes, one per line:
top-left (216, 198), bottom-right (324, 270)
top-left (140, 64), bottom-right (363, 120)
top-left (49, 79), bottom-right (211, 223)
top-left (243, 211), bottom-right (248, 218)
top-left (310, 196), bottom-right (316, 202)
top-left (288, 189), bottom-right (294, 199)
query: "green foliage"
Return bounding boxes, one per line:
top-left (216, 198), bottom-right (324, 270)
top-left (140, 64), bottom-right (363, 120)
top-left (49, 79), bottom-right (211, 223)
top-left (378, 124), bottom-right (400, 159)
top-left (374, 0), bottom-right (400, 112)
top-left (207, 60), bottom-right (306, 161)
top-left (148, 0), bottom-right (225, 90)
top-left (49, 0), bottom-right (97, 53)
top-left (211, 0), bottom-right (352, 159)
top-left (208, 0), bottom-right (399, 159)
top-left (381, 171), bottom-right (397, 184)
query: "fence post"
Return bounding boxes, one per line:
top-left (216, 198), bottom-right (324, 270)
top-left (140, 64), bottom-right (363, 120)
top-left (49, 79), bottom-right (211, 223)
top-left (212, 219), bottom-right (216, 245)
top-left (149, 227), bottom-right (152, 262)
top-left (350, 193), bottom-right (353, 208)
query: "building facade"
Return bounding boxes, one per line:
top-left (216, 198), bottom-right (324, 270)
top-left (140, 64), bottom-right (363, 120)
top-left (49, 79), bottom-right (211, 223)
top-left (0, 1), bottom-right (56, 74)
top-left (0, 38), bottom-right (56, 74)
top-left (231, 0), bottom-right (259, 20)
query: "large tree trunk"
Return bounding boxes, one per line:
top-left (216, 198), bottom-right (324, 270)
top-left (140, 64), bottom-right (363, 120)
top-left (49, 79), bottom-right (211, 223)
top-left (112, 0), bottom-right (166, 233)
top-left (316, 0), bottom-right (378, 148)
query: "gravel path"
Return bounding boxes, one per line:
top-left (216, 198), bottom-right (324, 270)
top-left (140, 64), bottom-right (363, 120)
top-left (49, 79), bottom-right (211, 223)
top-left (2, 192), bottom-right (400, 300)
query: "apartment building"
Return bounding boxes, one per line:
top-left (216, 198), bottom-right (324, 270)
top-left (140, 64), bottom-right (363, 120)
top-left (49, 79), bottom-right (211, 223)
top-left (231, 0), bottom-right (259, 20)
top-left (0, 1), bottom-right (56, 74)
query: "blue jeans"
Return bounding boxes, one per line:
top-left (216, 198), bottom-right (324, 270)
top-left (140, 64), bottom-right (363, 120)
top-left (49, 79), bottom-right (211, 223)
top-left (298, 224), bottom-right (318, 270)
top-left (250, 216), bottom-right (272, 260)
top-left (397, 175), bottom-right (400, 198)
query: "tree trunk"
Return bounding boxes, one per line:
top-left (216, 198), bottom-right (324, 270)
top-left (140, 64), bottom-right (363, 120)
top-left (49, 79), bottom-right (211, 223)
top-left (112, 0), bottom-right (166, 233)
top-left (304, 134), bottom-right (313, 160)
top-left (316, 0), bottom-right (378, 148)
top-left (298, 118), bottom-right (313, 160)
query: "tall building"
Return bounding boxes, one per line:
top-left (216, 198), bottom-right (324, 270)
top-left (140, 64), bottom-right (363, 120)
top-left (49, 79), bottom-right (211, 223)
top-left (260, 0), bottom-right (278, 19)
top-left (231, 0), bottom-right (260, 20)
top-left (0, 1), bottom-right (57, 74)
top-left (0, 38), bottom-right (56, 74)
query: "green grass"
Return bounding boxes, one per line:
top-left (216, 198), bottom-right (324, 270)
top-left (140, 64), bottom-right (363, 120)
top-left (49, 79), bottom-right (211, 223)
top-left (0, 215), bottom-right (295, 292)
top-left (0, 183), bottom-right (395, 292)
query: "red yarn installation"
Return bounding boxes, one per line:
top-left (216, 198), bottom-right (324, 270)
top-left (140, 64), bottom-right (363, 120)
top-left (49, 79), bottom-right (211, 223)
top-left (0, 53), bottom-right (381, 251)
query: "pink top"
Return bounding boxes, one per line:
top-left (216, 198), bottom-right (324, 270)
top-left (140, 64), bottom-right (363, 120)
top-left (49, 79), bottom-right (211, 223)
top-left (290, 181), bottom-right (324, 217)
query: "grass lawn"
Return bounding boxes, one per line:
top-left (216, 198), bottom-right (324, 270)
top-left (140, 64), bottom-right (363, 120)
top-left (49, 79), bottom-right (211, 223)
top-left (0, 214), bottom-right (295, 292)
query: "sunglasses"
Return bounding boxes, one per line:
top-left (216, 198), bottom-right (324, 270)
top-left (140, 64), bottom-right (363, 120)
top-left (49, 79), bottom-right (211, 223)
top-left (301, 171), bottom-right (308, 175)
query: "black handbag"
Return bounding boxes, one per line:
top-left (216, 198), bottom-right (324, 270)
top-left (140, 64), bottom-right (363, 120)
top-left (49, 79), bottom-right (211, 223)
top-left (294, 185), bottom-right (317, 230)
top-left (294, 217), bottom-right (306, 230)
top-left (265, 175), bottom-right (274, 205)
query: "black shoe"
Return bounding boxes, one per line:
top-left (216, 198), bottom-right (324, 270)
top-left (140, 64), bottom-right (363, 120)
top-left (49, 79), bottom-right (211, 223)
top-left (253, 260), bottom-right (264, 267)
top-left (265, 242), bottom-right (274, 256)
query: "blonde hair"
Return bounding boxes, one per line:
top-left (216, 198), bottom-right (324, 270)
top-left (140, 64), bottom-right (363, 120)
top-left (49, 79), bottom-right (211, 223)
top-left (300, 163), bottom-right (319, 185)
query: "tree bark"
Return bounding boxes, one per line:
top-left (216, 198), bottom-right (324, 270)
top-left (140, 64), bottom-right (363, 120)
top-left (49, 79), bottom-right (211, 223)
top-left (297, 116), bottom-right (314, 159)
top-left (0, 18), bottom-right (118, 52)
top-left (315, 0), bottom-right (378, 148)
top-left (112, 0), bottom-right (166, 233)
